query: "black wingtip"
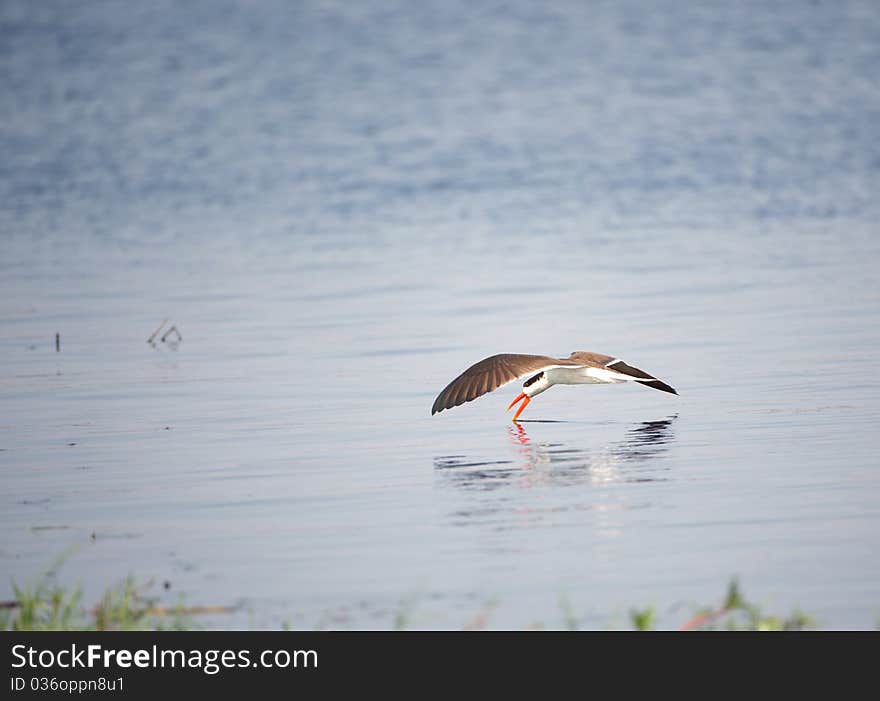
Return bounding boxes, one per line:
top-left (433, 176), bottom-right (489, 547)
top-left (636, 379), bottom-right (679, 395)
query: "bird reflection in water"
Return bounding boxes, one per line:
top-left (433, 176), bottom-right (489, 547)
top-left (434, 415), bottom-right (678, 491)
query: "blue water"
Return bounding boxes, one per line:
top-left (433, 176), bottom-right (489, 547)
top-left (1, 0), bottom-right (879, 629)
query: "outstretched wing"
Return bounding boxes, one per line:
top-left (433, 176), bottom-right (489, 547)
top-left (431, 354), bottom-right (565, 415)
top-left (567, 351), bottom-right (678, 394)
top-left (604, 358), bottom-right (678, 395)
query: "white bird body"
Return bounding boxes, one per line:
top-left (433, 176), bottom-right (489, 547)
top-left (528, 365), bottom-right (637, 396)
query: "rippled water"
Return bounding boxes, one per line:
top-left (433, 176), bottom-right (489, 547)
top-left (2, 0), bottom-right (880, 629)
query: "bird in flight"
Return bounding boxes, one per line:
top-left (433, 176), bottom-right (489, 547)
top-left (431, 351), bottom-right (677, 422)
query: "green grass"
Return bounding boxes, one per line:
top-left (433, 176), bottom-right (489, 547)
top-left (1, 552), bottom-right (195, 631)
top-left (629, 605), bottom-right (657, 631)
top-left (559, 594), bottom-right (579, 631)
top-left (2, 574), bottom-right (193, 632)
top-left (0, 558), bottom-right (825, 631)
top-left (676, 579), bottom-right (814, 631)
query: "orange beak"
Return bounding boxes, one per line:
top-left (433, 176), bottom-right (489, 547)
top-left (506, 392), bottom-right (531, 422)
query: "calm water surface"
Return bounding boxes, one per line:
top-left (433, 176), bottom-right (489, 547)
top-left (2, 0), bottom-right (879, 628)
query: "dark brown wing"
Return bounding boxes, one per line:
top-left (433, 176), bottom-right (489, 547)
top-left (567, 351), bottom-right (616, 367)
top-left (604, 358), bottom-right (678, 395)
top-left (431, 354), bottom-right (566, 415)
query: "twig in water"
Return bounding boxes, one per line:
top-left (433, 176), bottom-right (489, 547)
top-left (679, 607), bottom-right (730, 631)
top-left (679, 579), bottom-right (747, 631)
top-left (142, 605), bottom-right (234, 617)
top-left (147, 319), bottom-right (168, 344)
top-left (161, 325), bottom-right (182, 343)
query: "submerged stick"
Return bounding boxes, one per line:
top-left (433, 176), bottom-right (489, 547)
top-left (141, 604), bottom-right (234, 617)
top-left (679, 607), bottom-right (730, 631)
top-left (147, 319), bottom-right (168, 344)
top-left (161, 325), bottom-right (182, 343)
